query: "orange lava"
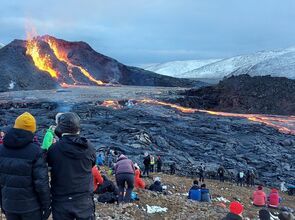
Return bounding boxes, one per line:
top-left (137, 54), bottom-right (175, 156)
top-left (138, 99), bottom-right (295, 135)
top-left (100, 100), bottom-right (122, 109)
top-left (26, 38), bottom-right (59, 79)
top-left (44, 37), bottom-right (104, 86)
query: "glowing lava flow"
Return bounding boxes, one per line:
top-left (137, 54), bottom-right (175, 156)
top-left (26, 39), bottom-right (59, 78)
top-left (100, 100), bottom-right (122, 109)
top-left (138, 99), bottom-right (295, 135)
top-left (44, 38), bottom-right (104, 86)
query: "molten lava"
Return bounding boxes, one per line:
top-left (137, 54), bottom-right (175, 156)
top-left (100, 100), bottom-right (122, 109)
top-left (138, 99), bottom-right (295, 135)
top-left (44, 37), bottom-right (104, 86)
top-left (25, 34), bottom-right (105, 86)
top-left (26, 39), bottom-right (59, 78)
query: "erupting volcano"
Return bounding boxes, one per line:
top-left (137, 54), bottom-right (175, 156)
top-left (0, 35), bottom-right (198, 91)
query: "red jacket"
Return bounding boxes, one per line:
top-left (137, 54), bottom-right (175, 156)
top-left (0, 137), bottom-right (3, 145)
top-left (253, 189), bottom-right (267, 206)
top-left (92, 166), bottom-right (104, 192)
top-left (134, 169), bottom-right (145, 189)
top-left (268, 188), bottom-right (280, 208)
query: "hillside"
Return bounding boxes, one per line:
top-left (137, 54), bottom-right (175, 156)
top-left (174, 75), bottom-right (295, 115)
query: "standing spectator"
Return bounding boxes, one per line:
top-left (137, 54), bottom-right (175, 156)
top-left (156, 156), bottom-right (162, 173)
top-left (217, 165), bottom-right (225, 182)
top-left (0, 131), bottom-right (5, 145)
top-left (108, 150), bottom-right (114, 168)
top-left (143, 152), bottom-right (151, 177)
top-left (47, 112), bottom-right (96, 220)
top-left (237, 171), bottom-right (245, 187)
top-left (250, 170), bottom-right (256, 187)
top-left (150, 155), bottom-right (155, 172)
top-left (0, 112), bottom-right (51, 220)
top-left (115, 154), bottom-right (135, 203)
top-left (199, 163), bottom-right (205, 183)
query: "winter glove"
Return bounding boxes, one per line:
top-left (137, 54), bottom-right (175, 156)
top-left (42, 207), bottom-right (51, 220)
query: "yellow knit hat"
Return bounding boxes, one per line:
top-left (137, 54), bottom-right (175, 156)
top-left (14, 112), bottom-right (37, 133)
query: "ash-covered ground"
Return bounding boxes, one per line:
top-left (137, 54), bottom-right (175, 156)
top-left (0, 86), bottom-right (294, 186)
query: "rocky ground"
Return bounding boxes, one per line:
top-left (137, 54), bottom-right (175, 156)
top-left (94, 170), bottom-right (295, 220)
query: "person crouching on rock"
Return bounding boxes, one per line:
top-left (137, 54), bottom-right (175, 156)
top-left (252, 185), bottom-right (267, 207)
top-left (149, 177), bottom-right (163, 192)
top-left (222, 201), bottom-right (244, 220)
top-left (0, 112), bottom-right (51, 220)
top-left (188, 180), bottom-right (201, 201)
top-left (92, 165), bottom-right (104, 193)
top-left (46, 112), bottom-right (96, 220)
top-left (114, 154), bottom-right (135, 203)
top-left (134, 163), bottom-right (146, 189)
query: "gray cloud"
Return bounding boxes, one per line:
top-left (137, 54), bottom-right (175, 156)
top-left (1, 0), bottom-right (295, 65)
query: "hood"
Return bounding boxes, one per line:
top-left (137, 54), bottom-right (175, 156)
top-left (3, 128), bottom-right (34, 149)
top-left (117, 154), bottom-right (127, 162)
top-left (59, 135), bottom-right (94, 159)
top-left (271, 188), bottom-right (278, 193)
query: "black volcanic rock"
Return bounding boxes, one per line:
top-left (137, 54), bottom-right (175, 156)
top-left (174, 75), bottom-right (295, 115)
top-left (0, 35), bottom-right (201, 91)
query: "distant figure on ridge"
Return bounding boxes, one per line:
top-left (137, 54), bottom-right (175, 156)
top-left (143, 152), bottom-right (151, 177)
top-left (217, 165), bottom-right (225, 182)
top-left (156, 155), bottom-right (162, 172)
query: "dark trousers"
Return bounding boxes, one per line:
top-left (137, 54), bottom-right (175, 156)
top-left (157, 165), bottom-right (162, 172)
top-left (199, 173), bottom-right (204, 182)
top-left (237, 178), bottom-right (244, 186)
top-left (150, 164), bottom-right (154, 172)
top-left (116, 173), bottom-right (134, 203)
top-left (143, 165), bottom-right (150, 176)
top-left (219, 174), bottom-right (224, 182)
top-left (52, 195), bottom-right (95, 220)
top-left (5, 210), bottom-right (41, 220)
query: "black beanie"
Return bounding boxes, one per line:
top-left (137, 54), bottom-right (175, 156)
top-left (55, 112), bottom-right (80, 135)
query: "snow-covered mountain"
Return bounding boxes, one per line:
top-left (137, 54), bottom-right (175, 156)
top-left (0, 43), bottom-right (4, 49)
top-left (144, 59), bottom-right (221, 77)
top-left (144, 47), bottom-right (295, 80)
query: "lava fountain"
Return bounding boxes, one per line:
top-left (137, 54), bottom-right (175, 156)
top-left (25, 34), bottom-right (105, 87)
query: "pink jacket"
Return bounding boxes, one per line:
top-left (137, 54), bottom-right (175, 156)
top-left (268, 188), bottom-right (280, 207)
top-left (115, 155), bottom-right (135, 175)
top-left (253, 190), bottom-right (267, 206)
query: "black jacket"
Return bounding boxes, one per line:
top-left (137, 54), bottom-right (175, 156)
top-left (222, 213), bottom-right (242, 220)
top-left (149, 181), bottom-right (163, 192)
top-left (143, 155), bottom-right (151, 166)
top-left (47, 135), bottom-right (96, 200)
top-left (0, 128), bottom-right (50, 213)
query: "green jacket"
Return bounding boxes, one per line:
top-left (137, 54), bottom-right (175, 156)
top-left (41, 127), bottom-right (54, 150)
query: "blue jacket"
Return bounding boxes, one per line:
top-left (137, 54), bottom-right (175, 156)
top-left (96, 154), bottom-right (104, 166)
top-left (201, 188), bottom-right (211, 202)
top-left (188, 186), bottom-right (201, 201)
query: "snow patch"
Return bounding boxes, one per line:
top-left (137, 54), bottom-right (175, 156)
top-left (146, 205), bottom-right (168, 214)
top-left (8, 81), bottom-right (15, 90)
top-left (212, 196), bottom-right (230, 203)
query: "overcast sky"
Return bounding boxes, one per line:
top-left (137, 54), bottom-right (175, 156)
top-left (1, 0), bottom-right (295, 65)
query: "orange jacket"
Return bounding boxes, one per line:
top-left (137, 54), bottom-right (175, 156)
top-left (134, 169), bottom-right (145, 189)
top-left (92, 166), bottom-right (104, 192)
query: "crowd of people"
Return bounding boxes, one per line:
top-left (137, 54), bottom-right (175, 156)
top-left (0, 112), bottom-right (293, 220)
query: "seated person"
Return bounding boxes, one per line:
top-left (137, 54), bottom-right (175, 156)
top-left (188, 180), bottom-right (201, 201)
top-left (253, 185), bottom-right (267, 207)
top-left (200, 183), bottom-right (211, 202)
top-left (134, 163), bottom-right (146, 189)
top-left (92, 165), bottom-right (104, 192)
top-left (268, 188), bottom-right (282, 208)
top-left (96, 175), bottom-right (118, 195)
top-left (222, 201), bottom-right (244, 220)
top-left (149, 177), bottom-right (163, 192)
